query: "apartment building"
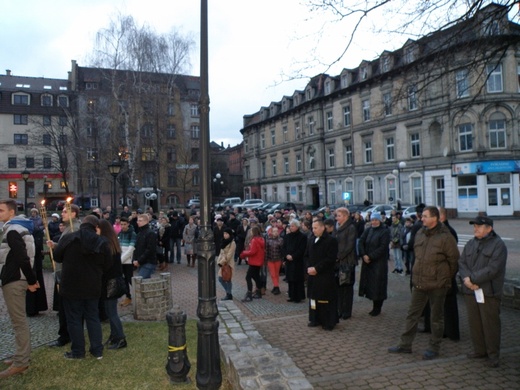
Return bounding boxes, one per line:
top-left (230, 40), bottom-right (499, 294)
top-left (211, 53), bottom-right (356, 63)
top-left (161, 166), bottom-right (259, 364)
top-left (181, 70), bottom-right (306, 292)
top-left (241, 3), bottom-right (520, 217)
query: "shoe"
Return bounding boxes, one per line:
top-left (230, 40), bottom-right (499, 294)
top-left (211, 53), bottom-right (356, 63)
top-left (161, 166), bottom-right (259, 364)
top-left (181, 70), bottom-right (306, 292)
top-left (397, 270), bottom-right (403, 274)
top-left (272, 287), bottom-right (281, 295)
top-left (49, 339), bottom-right (69, 347)
top-left (467, 352), bottom-right (488, 359)
top-left (104, 337), bottom-right (114, 347)
top-left (392, 269), bottom-right (397, 274)
top-left (422, 350), bottom-right (439, 360)
top-left (253, 290), bottom-right (262, 299)
top-left (307, 322), bottom-right (318, 327)
top-left (0, 365), bottom-right (28, 378)
top-left (486, 358), bottom-right (500, 368)
top-left (388, 346), bottom-right (412, 354)
top-left (287, 298), bottom-right (295, 302)
top-left (221, 294), bottom-right (233, 301)
top-left (90, 353), bottom-right (103, 360)
top-left (108, 339), bottom-right (127, 350)
top-left (120, 297), bottom-right (132, 307)
top-left (242, 292), bottom-right (253, 302)
top-left (322, 325), bottom-right (334, 331)
top-left (369, 308), bottom-right (381, 316)
top-left (64, 352), bottom-right (85, 360)
top-left (341, 314), bottom-right (351, 320)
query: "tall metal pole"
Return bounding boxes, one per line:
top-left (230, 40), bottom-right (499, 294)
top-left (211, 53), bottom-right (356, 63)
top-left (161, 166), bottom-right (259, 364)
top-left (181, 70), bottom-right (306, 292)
top-left (196, 1), bottom-right (222, 389)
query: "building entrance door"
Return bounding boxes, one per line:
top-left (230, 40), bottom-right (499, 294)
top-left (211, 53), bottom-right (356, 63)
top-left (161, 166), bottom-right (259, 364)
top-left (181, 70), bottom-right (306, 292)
top-left (487, 186), bottom-right (512, 216)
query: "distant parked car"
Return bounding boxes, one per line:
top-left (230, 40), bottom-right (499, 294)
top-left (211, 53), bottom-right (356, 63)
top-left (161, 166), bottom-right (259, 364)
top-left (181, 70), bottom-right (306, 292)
top-left (186, 198), bottom-right (200, 208)
top-left (402, 205), bottom-right (417, 219)
top-left (360, 204), bottom-right (395, 220)
top-left (235, 199), bottom-right (264, 209)
top-left (214, 197), bottom-right (242, 209)
top-left (264, 202), bottom-right (298, 214)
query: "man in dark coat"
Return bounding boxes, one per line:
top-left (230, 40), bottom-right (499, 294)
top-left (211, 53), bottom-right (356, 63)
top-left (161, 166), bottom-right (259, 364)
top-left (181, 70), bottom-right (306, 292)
top-left (53, 215), bottom-right (111, 359)
top-left (282, 219), bottom-right (307, 303)
top-left (334, 207), bottom-right (358, 320)
top-left (305, 219), bottom-right (338, 330)
top-left (132, 214), bottom-right (158, 279)
top-left (358, 212), bottom-right (390, 316)
top-left (169, 211), bottom-right (186, 264)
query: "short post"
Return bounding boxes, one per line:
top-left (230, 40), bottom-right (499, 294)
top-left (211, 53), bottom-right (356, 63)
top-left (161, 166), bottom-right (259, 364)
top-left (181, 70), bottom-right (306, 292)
top-left (166, 305), bottom-right (191, 383)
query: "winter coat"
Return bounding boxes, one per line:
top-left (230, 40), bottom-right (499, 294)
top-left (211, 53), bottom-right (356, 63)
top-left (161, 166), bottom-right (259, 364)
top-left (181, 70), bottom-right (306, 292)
top-left (133, 224), bottom-right (157, 266)
top-left (304, 232), bottom-right (338, 301)
top-left (118, 228), bottom-right (137, 265)
top-left (412, 222), bottom-right (459, 291)
top-left (240, 236), bottom-right (265, 267)
top-left (282, 230), bottom-right (308, 283)
top-left (358, 224), bottom-right (390, 301)
top-left (53, 223), bottom-right (111, 300)
top-left (265, 235), bottom-right (284, 261)
top-left (217, 239), bottom-right (236, 278)
top-left (459, 230), bottom-right (507, 297)
top-left (335, 219), bottom-right (358, 267)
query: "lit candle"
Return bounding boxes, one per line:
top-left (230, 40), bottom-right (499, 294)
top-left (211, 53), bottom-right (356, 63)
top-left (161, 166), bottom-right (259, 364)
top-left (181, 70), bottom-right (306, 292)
top-left (65, 197), bottom-right (74, 232)
top-left (39, 200), bottom-right (56, 268)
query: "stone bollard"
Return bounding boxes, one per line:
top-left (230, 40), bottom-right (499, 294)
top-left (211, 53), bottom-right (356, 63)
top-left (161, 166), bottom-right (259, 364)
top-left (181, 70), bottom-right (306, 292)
top-left (166, 305), bottom-right (191, 383)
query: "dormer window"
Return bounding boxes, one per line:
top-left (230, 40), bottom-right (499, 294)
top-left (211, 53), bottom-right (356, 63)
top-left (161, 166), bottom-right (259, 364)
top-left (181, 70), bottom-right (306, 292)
top-left (404, 47), bottom-right (416, 64)
top-left (360, 66), bottom-right (368, 80)
top-left (58, 95), bottom-right (69, 108)
top-left (306, 89), bottom-right (312, 101)
top-left (12, 93), bottom-right (29, 106)
top-left (381, 56), bottom-right (391, 73)
top-left (324, 80), bottom-right (331, 95)
top-left (41, 94), bottom-right (53, 107)
top-left (341, 73), bottom-right (350, 88)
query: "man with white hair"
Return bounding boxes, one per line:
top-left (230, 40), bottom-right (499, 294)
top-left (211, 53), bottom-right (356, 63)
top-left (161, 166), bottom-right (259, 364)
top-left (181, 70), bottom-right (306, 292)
top-left (282, 219), bottom-right (307, 303)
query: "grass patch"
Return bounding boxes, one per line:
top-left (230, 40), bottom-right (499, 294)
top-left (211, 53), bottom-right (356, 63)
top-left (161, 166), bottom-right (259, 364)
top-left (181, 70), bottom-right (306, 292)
top-left (1, 320), bottom-right (231, 390)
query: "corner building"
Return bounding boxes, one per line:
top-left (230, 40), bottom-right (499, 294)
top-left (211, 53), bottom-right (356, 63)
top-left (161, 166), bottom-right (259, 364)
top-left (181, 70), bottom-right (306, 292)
top-left (240, 4), bottom-right (520, 217)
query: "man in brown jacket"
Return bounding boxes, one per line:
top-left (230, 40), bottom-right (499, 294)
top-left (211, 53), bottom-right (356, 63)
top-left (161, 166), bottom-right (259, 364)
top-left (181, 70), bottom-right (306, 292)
top-left (388, 206), bottom-right (459, 360)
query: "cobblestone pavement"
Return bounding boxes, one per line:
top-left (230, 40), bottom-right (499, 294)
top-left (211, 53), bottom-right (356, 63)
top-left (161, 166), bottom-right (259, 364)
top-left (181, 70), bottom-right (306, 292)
top-left (1, 218), bottom-right (519, 389)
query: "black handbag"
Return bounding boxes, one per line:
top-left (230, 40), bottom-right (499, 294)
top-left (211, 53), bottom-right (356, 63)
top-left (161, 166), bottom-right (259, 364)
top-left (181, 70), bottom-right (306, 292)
top-left (338, 263), bottom-right (352, 286)
top-left (106, 276), bottom-right (126, 299)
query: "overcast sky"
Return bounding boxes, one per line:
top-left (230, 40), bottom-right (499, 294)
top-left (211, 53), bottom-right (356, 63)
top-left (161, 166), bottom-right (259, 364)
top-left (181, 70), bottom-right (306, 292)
top-left (1, 0), bottom-right (401, 147)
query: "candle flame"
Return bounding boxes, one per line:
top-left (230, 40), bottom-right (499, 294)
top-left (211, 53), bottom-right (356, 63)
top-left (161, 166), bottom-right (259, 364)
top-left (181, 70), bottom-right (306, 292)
top-left (66, 197), bottom-right (73, 203)
top-left (41, 200), bottom-right (46, 206)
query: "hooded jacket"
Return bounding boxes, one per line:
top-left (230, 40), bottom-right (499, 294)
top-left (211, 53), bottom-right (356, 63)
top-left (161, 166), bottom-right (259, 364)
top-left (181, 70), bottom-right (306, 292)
top-left (0, 217), bottom-right (37, 286)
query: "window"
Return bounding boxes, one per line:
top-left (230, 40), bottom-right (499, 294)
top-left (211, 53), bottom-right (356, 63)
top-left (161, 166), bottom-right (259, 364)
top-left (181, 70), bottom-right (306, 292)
top-left (272, 159), bottom-right (277, 176)
top-left (14, 134), bottom-right (28, 145)
top-left (191, 125), bottom-right (200, 139)
top-left (328, 147), bottom-right (335, 168)
top-left (14, 114), bottom-right (28, 125)
top-left (166, 125), bottom-right (176, 138)
top-left (87, 147), bottom-right (98, 161)
top-left (326, 111), bottom-right (333, 131)
top-left (191, 148), bottom-right (199, 162)
top-left (328, 181), bottom-right (336, 204)
top-left (344, 179), bottom-right (354, 202)
top-left (295, 122), bottom-right (301, 139)
top-left (360, 66), bottom-right (368, 80)
top-left (284, 157), bottom-right (289, 174)
top-left (244, 138), bottom-right (249, 153)
top-left (458, 123), bottom-right (473, 152)
top-left (411, 176), bottom-right (423, 204)
top-left (43, 156), bottom-right (52, 169)
top-left (486, 64), bottom-right (503, 93)
top-left (244, 165), bottom-right (250, 180)
top-left (435, 177), bottom-right (445, 207)
top-left (308, 116), bottom-right (315, 135)
top-left (408, 85), bottom-right (418, 110)
top-left (273, 186), bottom-right (278, 201)
top-left (324, 80), bottom-right (331, 95)
top-left (343, 105), bottom-right (351, 126)
top-left (41, 94), bottom-right (52, 106)
top-left (88, 171), bottom-right (99, 188)
top-left (190, 104), bottom-right (199, 117)
top-left (192, 170), bottom-right (200, 186)
top-left (381, 56), bottom-right (390, 73)
top-left (141, 147), bottom-right (156, 161)
top-left (58, 116), bottom-right (67, 126)
top-left (42, 134), bottom-right (51, 145)
top-left (167, 103), bottom-right (175, 116)
top-left (517, 63), bottom-right (520, 92)
top-left (85, 82), bottom-right (98, 90)
top-left (362, 100), bottom-right (370, 122)
top-left (489, 118), bottom-right (506, 149)
top-left (386, 176), bottom-right (397, 204)
top-left (383, 92), bottom-right (392, 116)
top-left (8, 157), bottom-right (17, 169)
top-left (483, 18), bottom-right (501, 36)
top-left (364, 141), bottom-right (372, 163)
top-left (386, 137), bottom-right (395, 161)
top-left (345, 145), bottom-right (352, 166)
top-left (43, 115), bottom-right (51, 126)
top-left (13, 94), bottom-right (29, 105)
top-left (26, 157), bottom-right (35, 169)
top-left (365, 178), bottom-right (374, 203)
top-left (260, 133), bottom-right (266, 149)
top-left (283, 126), bottom-right (288, 143)
top-left (404, 47), bottom-right (415, 64)
top-left (411, 133), bottom-right (421, 157)
top-left (86, 123), bottom-right (96, 137)
top-left (298, 185), bottom-right (303, 202)
top-left (166, 148), bottom-right (176, 162)
top-left (261, 161), bottom-right (266, 178)
top-left (456, 69), bottom-right (469, 98)
top-left (58, 95), bottom-right (69, 107)
top-left (87, 99), bottom-right (96, 113)
top-left (296, 154), bottom-right (302, 172)
top-left (141, 124), bottom-right (153, 138)
top-left (271, 128), bottom-right (276, 145)
top-left (341, 74), bottom-right (349, 88)
top-left (168, 169), bottom-right (177, 186)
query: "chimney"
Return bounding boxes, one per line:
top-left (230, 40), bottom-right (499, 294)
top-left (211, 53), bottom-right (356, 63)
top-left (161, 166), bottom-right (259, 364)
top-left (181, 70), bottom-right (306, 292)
top-left (221, 141), bottom-right (224, 148)
top-left (6, 69), bottom-right (11, 76)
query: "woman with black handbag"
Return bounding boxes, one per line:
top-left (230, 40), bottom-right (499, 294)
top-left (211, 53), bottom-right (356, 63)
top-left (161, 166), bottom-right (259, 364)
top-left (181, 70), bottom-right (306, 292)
top-left (98, 219), bottom-right (127, 350)
top-left (217, 228), bottom-right (236, 300)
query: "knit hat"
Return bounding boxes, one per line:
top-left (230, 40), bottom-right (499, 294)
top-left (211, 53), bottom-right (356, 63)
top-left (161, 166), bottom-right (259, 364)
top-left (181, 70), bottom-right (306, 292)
top-left (371, 212), bottom-right (382, 222)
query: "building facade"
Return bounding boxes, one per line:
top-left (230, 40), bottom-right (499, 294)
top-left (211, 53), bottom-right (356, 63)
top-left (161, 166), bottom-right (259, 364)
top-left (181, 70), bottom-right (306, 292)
top-left (240, 4), bottom-right (520, 217)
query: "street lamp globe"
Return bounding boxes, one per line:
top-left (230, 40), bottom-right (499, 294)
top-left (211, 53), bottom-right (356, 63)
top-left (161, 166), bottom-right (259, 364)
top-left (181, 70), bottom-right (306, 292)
top-left (398, 161), bottom-right (407, 170)
top-left (392, 169), bottom-right (399, 176)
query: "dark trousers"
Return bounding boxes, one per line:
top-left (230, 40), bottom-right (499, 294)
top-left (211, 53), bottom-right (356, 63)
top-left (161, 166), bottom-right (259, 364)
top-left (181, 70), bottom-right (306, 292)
top-left (104, 298), bottom-right (125, 341)
top-left (62, 297), bottom-right (103, 357)
top-left (122, 264), bottom-right (134, 299)
top-left (338, 284), bottom-right (354, 318)
top-left (288, 280), bottom-right (306, 302)
top-left (464, 294), bottom-right (501, 359)
top-left (245, 265), bottom-right (261, 292)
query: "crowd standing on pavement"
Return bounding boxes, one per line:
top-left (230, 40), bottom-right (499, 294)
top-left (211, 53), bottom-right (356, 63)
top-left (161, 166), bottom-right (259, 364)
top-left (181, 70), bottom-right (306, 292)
top-left (0, 199), bottom-right (511, 379)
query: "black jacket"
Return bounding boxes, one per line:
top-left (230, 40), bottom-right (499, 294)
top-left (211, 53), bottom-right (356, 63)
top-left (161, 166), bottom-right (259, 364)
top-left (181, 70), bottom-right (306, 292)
top-left (133, 224), bottom-right (157, 265)
top-left (282, 229), bottom-right (308, 283)
top-left (54, 223), bottom-right (111, 300)
top-left (358, 224), bottom-right (390, 301)
top-left (304, 232), bottom-right (338, 301)
top-left (0, 230), bottom-right (37, 287)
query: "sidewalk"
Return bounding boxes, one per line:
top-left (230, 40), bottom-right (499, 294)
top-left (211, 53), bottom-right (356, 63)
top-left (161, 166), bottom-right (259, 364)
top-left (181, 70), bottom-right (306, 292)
top-left (1, 245), bottom-right (519, 389)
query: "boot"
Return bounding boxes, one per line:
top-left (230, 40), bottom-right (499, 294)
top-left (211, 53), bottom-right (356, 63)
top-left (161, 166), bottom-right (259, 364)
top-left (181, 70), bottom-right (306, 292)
top-left (253, 290), bottom-right (262, 299)
top-left (272, 287), bottom-right (281, 295)
top-left (241, 292), bottom-right (253, 302)
top-left (186, 255), bottom-right (191, 266)
top-left (369, 300), bottom-right (383, 316)
top-left (108, 338), bottom-right (127, 350)
top-left (221, 293), bottom-right (233, 301)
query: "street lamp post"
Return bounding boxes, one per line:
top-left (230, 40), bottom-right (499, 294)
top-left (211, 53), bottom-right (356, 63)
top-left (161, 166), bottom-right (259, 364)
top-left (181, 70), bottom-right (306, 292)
top-left (392, 161), bottom-right (407, 210)
top-left (108, 160), bottom-right (122, 214)
top-left (196, 1), bottom-right (222, 388)
top-left (212, 173), bottom-right (224, 200)
top-left (21, 169), bottom-right (30, 214)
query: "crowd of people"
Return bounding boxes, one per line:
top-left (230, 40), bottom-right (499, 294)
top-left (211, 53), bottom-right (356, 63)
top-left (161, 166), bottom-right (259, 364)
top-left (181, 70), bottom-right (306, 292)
top-left (0, 199), bottom-right (509, 378)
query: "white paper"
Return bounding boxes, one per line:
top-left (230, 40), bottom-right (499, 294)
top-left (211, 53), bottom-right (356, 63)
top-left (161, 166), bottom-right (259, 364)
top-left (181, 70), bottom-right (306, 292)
top-left (475, 288), bottom-right (485, 303)
top-left (310, 299), bottom-right (316, 310)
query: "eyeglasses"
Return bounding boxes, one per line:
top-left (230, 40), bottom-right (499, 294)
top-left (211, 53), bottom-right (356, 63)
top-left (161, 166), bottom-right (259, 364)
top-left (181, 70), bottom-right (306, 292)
top-left (421, 215), bottom-right (434, 219)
